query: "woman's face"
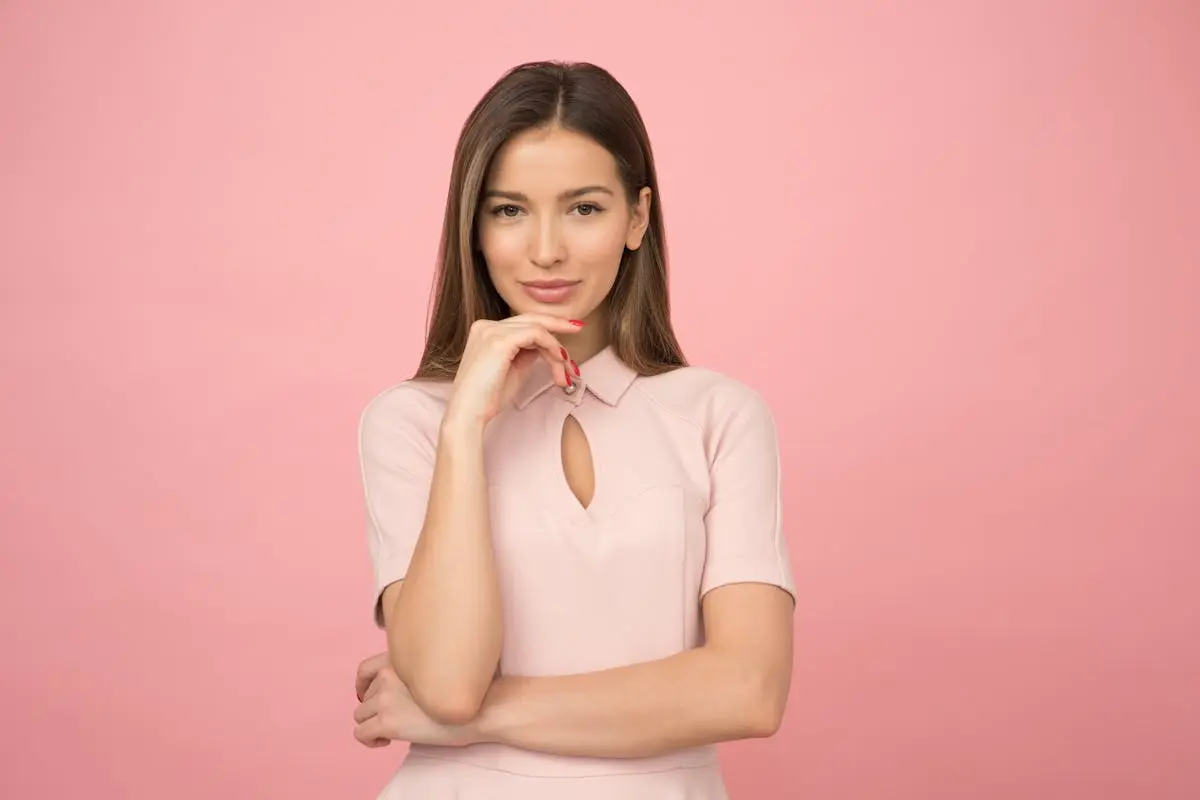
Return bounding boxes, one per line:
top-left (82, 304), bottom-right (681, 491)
top-left (477, 125), bottom-right (651, 325)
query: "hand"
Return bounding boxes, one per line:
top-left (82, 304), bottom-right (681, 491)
top-left (447, 314), bottom-right (584, 426)
top-left (352, 652), bottom-right (478, 748)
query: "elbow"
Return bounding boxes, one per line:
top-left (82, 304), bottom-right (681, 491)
top-left (385, 628), bottom-right (493, 726)
top-left (741, 673), bottom-right (789, 739)
top-left (745, 696), bottom-right (786, 738)
top-left (419, 690), bottom-right (485, 726)
top-left (404, 672), bottom-right (488, 726)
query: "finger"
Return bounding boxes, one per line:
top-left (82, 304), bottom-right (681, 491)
top-left (353, 694), bottom-right (378, 724)
top-left (363, 672), bottom-right (390, 702)
top-left (357, 652), bottom-right (389, 679)
top-left (354, 715), bottom-right (388, 747)
top-left (355, 652), bottom-right (389, 700)
top-left (501, 324), bottom-right (572, 388)
top-left (503, 313), bottom-right (586, 335)
top-left (500, 315), bottom-right (584, 383)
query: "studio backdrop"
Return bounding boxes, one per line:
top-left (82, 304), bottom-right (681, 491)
top-left (1, 1), bottom-right (1196, 798)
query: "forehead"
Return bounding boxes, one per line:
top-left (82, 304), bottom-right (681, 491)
top-left (486, 126), bottom-right (620, 191)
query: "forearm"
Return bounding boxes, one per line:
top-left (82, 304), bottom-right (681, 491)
top-left (472, 645), bottom-right (783, 759)
top-left (388, 417), bottom-right (501, 723)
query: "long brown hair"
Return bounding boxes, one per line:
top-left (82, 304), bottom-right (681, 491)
top-left (413, 60), bottom-right (687, 380)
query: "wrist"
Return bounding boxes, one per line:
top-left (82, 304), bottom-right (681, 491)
top-left (453, 716), bottom-right (490, 747)
top-left (468, 678), bottom-right (513, 746)
top-left (447, 717), bottom-right (490, 747)
top-left (439, 410), bottom-right (487, 444)
top-left (466, 711), bottom-right (500, 747)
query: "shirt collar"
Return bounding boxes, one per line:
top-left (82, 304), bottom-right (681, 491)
top-left (513, 344), bottom-right (638, 409)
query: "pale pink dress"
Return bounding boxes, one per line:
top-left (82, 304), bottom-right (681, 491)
top-left (358, 345), bottom-right (796, 799)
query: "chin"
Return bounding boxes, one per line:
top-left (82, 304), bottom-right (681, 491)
top-left (531, 303), bottom-right (583, 318)
top-left (505, 295), bottom-right (584, 320)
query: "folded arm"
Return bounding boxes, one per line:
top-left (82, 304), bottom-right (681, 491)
top-left (471, 582), bottom-right (794, 759)
top-left (363, 402), bottom-right (503, 726)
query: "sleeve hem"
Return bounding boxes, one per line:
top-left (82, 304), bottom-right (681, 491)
top-left (700, 556), bottom-right (796, 605)
top-left (372, 552), bottom-right (412, 629)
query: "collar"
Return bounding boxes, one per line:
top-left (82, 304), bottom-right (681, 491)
top-left (513, 344), bottom-right (638, 409)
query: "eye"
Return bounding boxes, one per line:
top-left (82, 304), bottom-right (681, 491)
top-left (573, 203), bottom-right (602, 216)
top-left (492, 204), bottom-right (522, 218)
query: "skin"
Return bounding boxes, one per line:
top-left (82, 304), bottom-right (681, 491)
top-left (355, 124), bottom-right (795, 757)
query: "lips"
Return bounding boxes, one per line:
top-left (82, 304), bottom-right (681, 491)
top-left (520, 279), bottom-right (580, 304)
top-left (521, 280), bottom-right (579, 288)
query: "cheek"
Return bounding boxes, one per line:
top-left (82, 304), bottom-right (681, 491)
top-left (479, 228), bottom-right (523, 282)
top-left (571, 223), bottom-right (628, 274)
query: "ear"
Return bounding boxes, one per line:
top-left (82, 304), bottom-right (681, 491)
top-left (624, 187), bottom-right (653, 251)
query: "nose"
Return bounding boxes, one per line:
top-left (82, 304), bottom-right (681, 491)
top-left (529, 216), bottom-right (565, 269)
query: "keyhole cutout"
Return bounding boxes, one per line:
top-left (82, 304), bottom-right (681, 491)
top-left (560, 414), bottom-right (595, 510)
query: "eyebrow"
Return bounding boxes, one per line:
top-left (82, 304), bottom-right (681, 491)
top-left (482, 185), bottom-right (615, 202)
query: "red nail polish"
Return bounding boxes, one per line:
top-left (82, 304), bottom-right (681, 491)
top-left (560, 347), bottom-right (568, 360)
top-left (571, 360), bottom-right (580, 376)
top-left (569, 319), bottom-right (585, 327)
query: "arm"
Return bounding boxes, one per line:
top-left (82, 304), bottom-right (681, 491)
top-left (361, 316), bottom-right (579, 726)
top-left (472, 582), bottom-right (794, 758)
top-left (381, 415), bottom-right (501, 725)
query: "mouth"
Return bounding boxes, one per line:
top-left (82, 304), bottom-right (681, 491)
top-left (519, 279), bottom-right (581, 304)
top-left (521, 279), bottom-right (580, 289)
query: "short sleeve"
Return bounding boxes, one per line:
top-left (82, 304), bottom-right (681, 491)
top-left (357, 385), bottom-right (439, 628)
top-left (700, 387), bottom-right (796, 602)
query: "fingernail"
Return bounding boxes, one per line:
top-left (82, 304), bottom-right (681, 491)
top-left (569, 319), bottom-right (585, 327)
top-left (560, 347), bottom-right (568, 360)
top-left (571, 359), bottom-right (580, 376)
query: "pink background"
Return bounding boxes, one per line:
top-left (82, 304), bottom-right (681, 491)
top-left (2, 1), bottom-right (1197, 797)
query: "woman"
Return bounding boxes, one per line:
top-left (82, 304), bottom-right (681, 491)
top-left (351, 60), bottom-right (796, 799)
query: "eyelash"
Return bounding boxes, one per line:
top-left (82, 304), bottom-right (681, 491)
top-left (490, 202), bottom-right (604, 218)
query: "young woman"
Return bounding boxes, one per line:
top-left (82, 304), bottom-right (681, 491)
top-left (351, 60), bottom-right (796, 799)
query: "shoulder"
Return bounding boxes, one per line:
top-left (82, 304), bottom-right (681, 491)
top-left (358, 379), bottom-right (452, 450)
top-left (633, 365), bottom-right (776, 434)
